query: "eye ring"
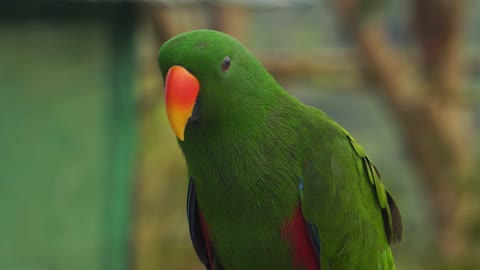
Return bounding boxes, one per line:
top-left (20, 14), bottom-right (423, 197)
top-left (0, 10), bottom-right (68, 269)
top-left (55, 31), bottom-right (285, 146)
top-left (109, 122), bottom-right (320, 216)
top-left (221, 56), bottom-right (231, 72)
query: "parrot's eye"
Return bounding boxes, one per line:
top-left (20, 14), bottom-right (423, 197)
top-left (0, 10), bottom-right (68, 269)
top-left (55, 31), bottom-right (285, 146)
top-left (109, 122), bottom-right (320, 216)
top-left (221, 56), bottom-right (231, 72)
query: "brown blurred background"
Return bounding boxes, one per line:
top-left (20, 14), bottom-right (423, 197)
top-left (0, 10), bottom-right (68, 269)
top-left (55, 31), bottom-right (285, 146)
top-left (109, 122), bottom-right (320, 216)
top-left (1, 1), bottom-right (479, 270)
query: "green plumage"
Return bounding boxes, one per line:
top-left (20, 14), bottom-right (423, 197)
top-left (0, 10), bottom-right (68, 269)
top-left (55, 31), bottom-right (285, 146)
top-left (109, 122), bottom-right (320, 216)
top-left (158, 30), bottom-right (402, 270)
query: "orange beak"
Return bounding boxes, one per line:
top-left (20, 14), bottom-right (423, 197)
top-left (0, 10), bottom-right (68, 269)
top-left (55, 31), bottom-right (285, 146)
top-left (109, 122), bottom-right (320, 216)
top-left (164, 65), bottom-right (200, 141)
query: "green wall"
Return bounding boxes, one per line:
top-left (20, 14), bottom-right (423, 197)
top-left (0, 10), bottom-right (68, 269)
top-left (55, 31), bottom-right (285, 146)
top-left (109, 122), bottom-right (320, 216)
top-left (0, 3), bottom-right (137, 270)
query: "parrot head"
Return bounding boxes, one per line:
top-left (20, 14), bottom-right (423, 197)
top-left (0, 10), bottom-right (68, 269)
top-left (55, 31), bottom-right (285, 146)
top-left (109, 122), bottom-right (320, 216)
top-left (158, 30), bottom-right (279, 141)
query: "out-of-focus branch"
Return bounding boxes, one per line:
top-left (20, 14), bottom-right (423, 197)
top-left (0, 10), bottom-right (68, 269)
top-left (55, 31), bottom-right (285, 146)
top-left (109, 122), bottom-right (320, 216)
top-left (355, 25), bottom-right (418, 109)
top-left (334, 0), bottom-right (419, 108)
top-left (258, 50), bottom-right (358, 79)
top-left (413, 0), bottom-right (466, 98)
top-left (411, 0), bottom-right (474, 260)
top-left (209, 4), bottom-right (250, 44)
top-left (148, 5), bottom-right (176, 45)
top-left (148, 3), bottom-right (250, 46)
top-left (412, 0), bottom-right (471, 173)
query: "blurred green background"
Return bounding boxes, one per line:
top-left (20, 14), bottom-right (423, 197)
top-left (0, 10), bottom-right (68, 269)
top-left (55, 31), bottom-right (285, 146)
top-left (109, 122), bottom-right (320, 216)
top-left (1, 1), bottom-right (479, 270)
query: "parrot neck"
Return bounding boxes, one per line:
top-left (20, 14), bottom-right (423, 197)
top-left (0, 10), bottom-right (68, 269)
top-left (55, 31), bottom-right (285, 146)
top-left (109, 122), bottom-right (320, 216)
top-left (178, 91), bottom-right (305, 216)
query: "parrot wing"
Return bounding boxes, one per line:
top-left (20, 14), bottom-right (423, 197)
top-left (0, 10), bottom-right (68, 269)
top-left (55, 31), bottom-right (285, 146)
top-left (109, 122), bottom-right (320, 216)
top-left (187, 177), bottom-right (224, 270)
top-left (346, 135), bottom-right (403, 245)
top-left (300, 124), bottom-right (402, 269)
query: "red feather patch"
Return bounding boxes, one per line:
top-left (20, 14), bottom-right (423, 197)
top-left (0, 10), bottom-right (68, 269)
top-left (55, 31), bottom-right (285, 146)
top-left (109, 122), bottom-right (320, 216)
top-left (199, 212), bottom-right (215, 270)
top-left (281, 207), bottom-right (320, 270)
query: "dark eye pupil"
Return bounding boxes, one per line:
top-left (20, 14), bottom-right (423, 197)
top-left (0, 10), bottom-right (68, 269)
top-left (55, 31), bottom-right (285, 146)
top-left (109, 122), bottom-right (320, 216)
top-left (221, 56), bottom-right (230, 72)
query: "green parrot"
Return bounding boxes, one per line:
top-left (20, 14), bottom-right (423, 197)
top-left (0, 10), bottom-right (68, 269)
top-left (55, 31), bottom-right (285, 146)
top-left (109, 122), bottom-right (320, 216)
top-left (158, 29), bottom-right (403, 270)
